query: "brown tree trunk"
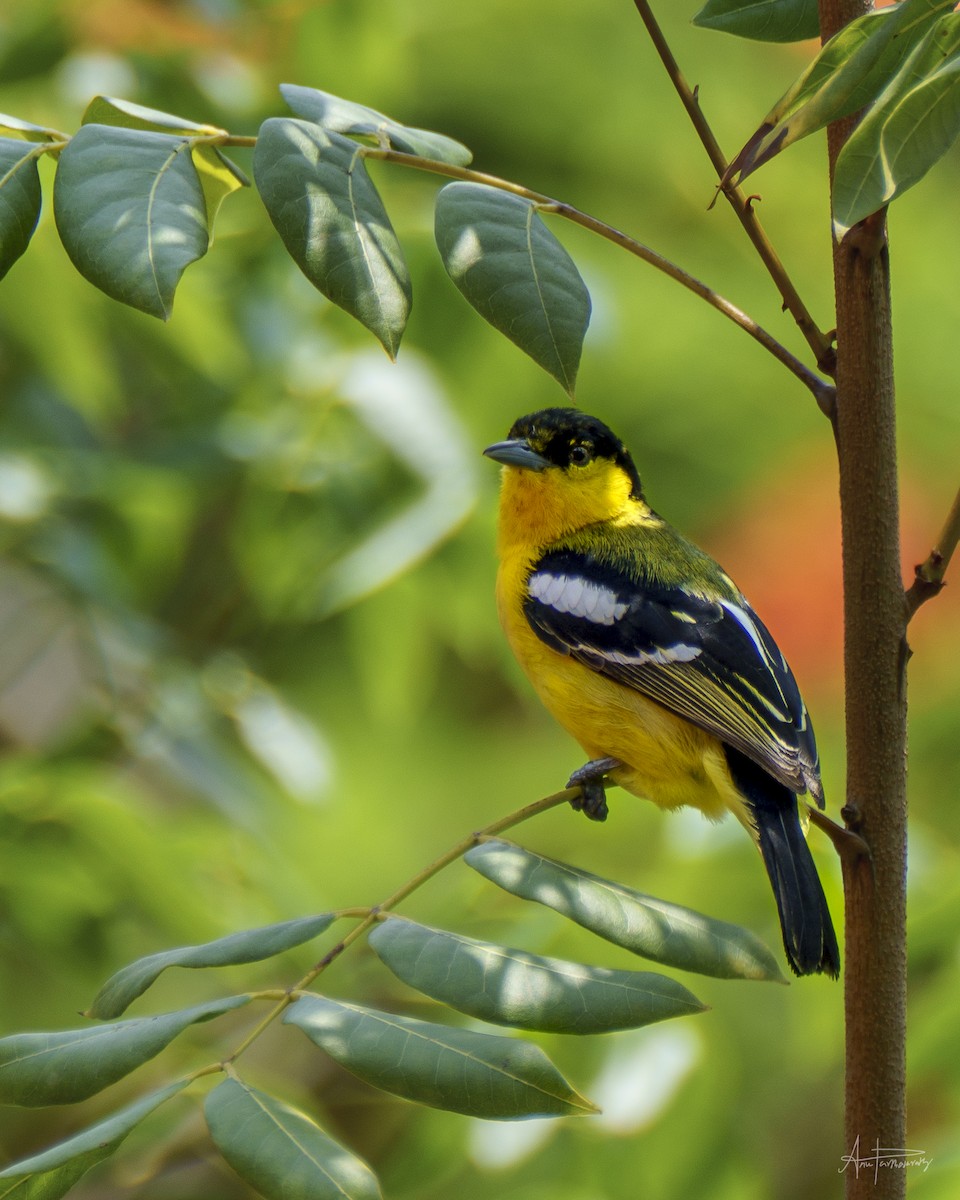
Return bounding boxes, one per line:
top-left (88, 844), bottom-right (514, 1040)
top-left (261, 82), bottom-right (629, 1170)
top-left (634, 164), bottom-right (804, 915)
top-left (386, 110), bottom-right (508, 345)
top-left (819, 3), bottom-right (908, 1198)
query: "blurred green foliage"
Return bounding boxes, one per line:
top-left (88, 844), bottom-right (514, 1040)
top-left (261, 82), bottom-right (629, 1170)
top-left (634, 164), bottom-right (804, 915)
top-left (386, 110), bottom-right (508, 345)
top-left (0, 1), bottom-right (958, 1197)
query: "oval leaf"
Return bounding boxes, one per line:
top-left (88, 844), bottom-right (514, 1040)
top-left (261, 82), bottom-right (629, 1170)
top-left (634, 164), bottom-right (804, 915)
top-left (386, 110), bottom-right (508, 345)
top-left (81, 95), bottom-right (226, 135)
top-left (0, 1080), bottom-right (188, 1195)
top-left (254, 117), bottom-right (411, 358)
top-left (369, 918), bottom-right (705, 1034)
top-left (0, 114), bottom-right (60, 143)
top-left (89, 913), bottom-right (336, 1020)
top-left (0, 996), bottom-right (250, 1106)
top-left (205, 1078), bottom-right (382, 1200)
top-left (78, 98), bottom-right (249, 226)
top-left (726, 0), bottom-right (952, 186)
top-left (693, 0), bottom-right (819, 43)
top-left (283, 994), bottom-right (596, 1120)
top-left (833, 13), bottom-right (960, 235)
top-left (0, 137), bottom-right (42, 281)
top-left (465, 840), bottom-right (787, 983)
top-left (192, 145), bottom-right (249, 229)
top-left (434, 182), bottom-right (590, 395)
top-left (280, 84), bottom-right (472, 167)
top-left (53, 124), bottom-right (209, 319)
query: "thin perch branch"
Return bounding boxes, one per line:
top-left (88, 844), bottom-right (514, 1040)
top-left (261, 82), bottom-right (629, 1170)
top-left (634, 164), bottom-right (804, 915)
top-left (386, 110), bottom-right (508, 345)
top-left (223, 785), bottom-right (577, 1065)
top-left (904, 483), bottom-right (960, 621)
top-left (631, 0), bottom-right (836, 378)
top-left (364, 148), bottom-right (836, 411)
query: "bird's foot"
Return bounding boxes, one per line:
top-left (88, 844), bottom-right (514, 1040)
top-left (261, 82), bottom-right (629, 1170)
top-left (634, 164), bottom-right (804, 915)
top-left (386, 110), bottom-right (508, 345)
top-left (566, 757), bottom-right (622, 823)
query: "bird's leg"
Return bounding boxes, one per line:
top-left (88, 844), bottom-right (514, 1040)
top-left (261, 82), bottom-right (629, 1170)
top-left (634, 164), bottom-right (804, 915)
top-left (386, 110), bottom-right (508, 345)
top-left (566, 757), bottom-right (623, 823)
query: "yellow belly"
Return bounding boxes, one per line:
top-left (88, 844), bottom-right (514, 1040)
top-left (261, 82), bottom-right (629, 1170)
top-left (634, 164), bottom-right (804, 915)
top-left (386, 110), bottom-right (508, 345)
top-left (497, 561), bottom-right (750, 829)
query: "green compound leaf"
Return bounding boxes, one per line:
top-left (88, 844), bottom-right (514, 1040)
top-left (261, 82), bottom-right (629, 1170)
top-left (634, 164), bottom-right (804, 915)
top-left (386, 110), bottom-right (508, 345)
top-left (369, 917), bottom-right (705, 1033)
top-left (833, 11), bottom-right (960, 236)
top-left (726, 0), bottom-right (953, 186)
top-left (205, 1078), bottom-right (383, 1200)
top-left (0, 137), bottom-right (42, 281)
top-left (465, 840), bottom-right (787, 984)
top-left (80, 96), bottom-right (249, 227)
top-left (693, 0), bottom-right (819, 43)
top-left (0, 1081), bottom-right (188, 1199)
top-left (284, 994), bottom-right (597, 1120)
top-left (280, 84), bottom-right (472, 166)
top-left (191, 144), bottom-right (248, 228)
top-left (89, 913), bottom-right (336, 1020)
top-left (0, 1160), bottom-right (88, 1199)
top-left (81, 95), bottom-right (226, 135)
top-left (0, 114), bottom-right (60, 143)
top-left (434, 182), bottom-right (590, 395)
top-left (0, 996), bottom-right (250, 1106)
top-left (254, 117), bottom-right (411, 358)
top-left (53, 124), bottom-right (209, 319)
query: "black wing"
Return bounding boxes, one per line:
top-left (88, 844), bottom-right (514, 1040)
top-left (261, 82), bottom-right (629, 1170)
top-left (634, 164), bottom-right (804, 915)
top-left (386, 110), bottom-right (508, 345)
top-left (524, 548), bottom-right (823, 804)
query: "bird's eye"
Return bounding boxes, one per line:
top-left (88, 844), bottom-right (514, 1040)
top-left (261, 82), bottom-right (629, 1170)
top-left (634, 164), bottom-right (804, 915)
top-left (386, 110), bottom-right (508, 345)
top-left (569, 444), bottom-right (591, 466)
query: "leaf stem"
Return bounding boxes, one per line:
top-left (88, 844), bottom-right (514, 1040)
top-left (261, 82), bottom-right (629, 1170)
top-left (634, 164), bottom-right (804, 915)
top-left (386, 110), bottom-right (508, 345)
top-left (904, 482), bottom-right (960, 621)
top-left (222, 786), bottom-right (577, 1065)
top-left (189, 1061), bottom-right (229, 1082)
top-left (630, 0), bottom-right (836, 378)
top-left (363, 147), bottom-right (835, 411)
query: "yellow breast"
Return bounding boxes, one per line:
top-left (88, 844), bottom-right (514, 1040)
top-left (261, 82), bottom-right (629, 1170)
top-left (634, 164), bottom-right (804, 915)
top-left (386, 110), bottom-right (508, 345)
top-left (496, 551), bottom-right (749, 828)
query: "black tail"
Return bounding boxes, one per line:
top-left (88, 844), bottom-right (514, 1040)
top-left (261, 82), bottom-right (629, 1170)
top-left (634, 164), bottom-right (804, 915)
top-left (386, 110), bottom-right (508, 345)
top-left (726, 748), bottom-right (840, 979)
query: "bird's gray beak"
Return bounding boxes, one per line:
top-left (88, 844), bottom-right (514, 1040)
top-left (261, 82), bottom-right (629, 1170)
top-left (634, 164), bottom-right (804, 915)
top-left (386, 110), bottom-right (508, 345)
top-left (483, 438), bottom-right (551, 471)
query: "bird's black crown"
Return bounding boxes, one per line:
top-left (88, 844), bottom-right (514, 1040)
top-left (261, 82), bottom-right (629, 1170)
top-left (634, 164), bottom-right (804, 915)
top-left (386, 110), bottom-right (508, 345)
top-left (506, 408), bottom-right (643, 498)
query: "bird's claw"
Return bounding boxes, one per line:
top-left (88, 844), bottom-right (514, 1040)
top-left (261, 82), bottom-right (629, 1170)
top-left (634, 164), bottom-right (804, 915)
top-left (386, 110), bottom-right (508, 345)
top-left (570, 780), bottom-right (609, 822)
top-left (566, 757), bottom-right (622, 823)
